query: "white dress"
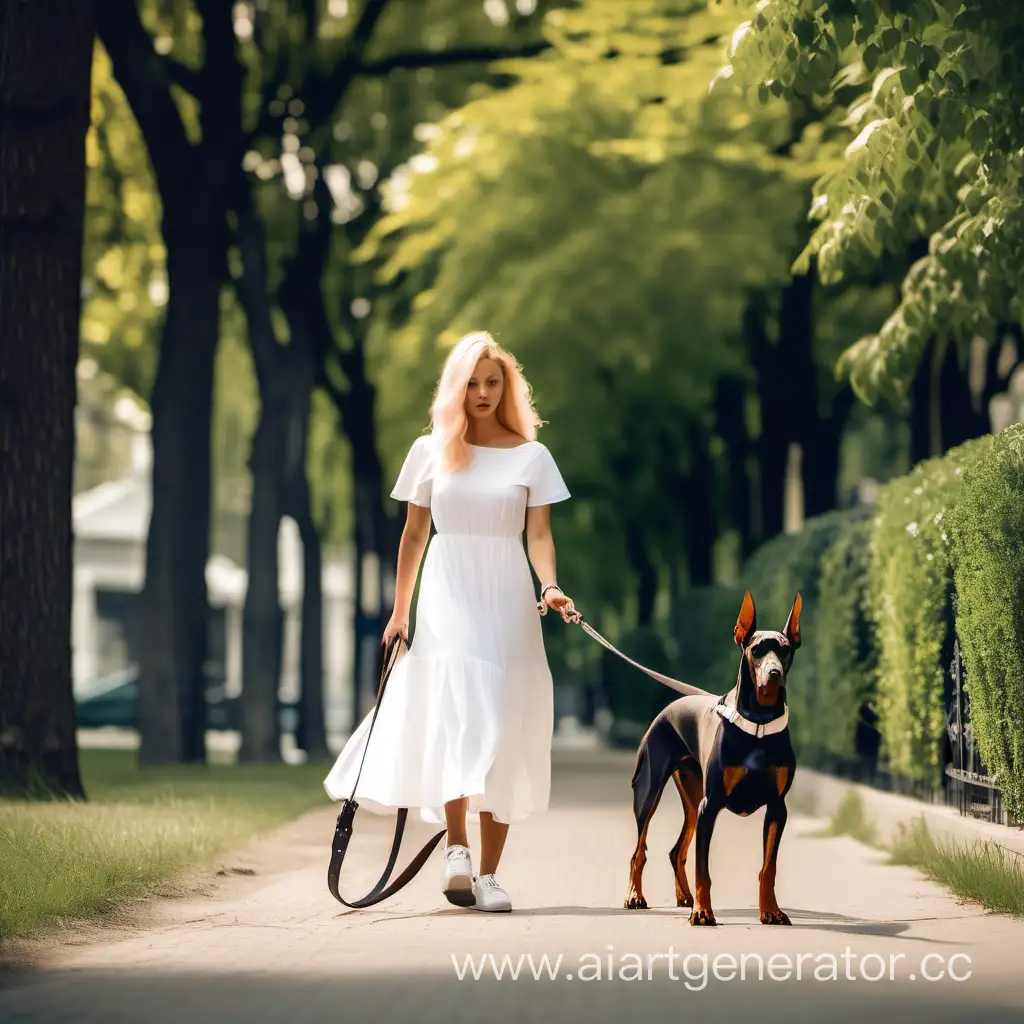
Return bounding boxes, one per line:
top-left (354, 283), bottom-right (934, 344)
top-left (323, 434), bottom-right (571, 825)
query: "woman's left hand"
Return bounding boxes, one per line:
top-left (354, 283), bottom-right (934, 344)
top-left (544, 587), bottom-right (580, 624)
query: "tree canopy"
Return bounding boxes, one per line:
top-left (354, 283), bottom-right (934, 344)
top-left (359, 0), bottom-right (829, 620)
top-left (721, 0), bottom-right (1024, 404)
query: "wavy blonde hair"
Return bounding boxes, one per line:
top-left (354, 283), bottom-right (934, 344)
top-left (429, 331), bottom-right (542, 472)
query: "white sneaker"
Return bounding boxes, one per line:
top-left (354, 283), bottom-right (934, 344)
top-left (471, 873), bottom-right (512, 913)
top-left (442, 844), bottom-right (475, 907)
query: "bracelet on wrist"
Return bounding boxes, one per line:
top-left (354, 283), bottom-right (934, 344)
top-left (541, 583), bottom-right (562, 600)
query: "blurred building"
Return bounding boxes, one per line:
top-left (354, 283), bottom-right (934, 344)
top-left (72, 422), bottom-right (357, 739)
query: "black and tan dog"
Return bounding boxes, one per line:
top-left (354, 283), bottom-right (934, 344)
top-left (623, 590), bottom-right (801, 926)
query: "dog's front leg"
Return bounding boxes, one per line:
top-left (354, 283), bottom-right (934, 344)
top-left (759, 800), bottom-right (791, 925)
top-left (689, 793), bottom-right (722, 926)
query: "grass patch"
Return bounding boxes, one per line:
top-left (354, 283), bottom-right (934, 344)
top-left (0, 748), bottom-right (331, 945)
top-left (817, 789), bottom-right (877, 845)
top-left (887, 817), bottom-right (1024, 917)
top-left (815, 788), bottom-right (1024, 918)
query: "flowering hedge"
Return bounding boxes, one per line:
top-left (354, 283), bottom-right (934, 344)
top-left (866, 433), bottom-right (994, 785)
top-left (620, 423), bottom-right (1024, 814)
top-left (947, 423), bottom-right (1024, 819)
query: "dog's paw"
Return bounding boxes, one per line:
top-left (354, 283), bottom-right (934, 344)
top-left (624, 893), bottom-right (648, 910)
top-left (676, 893), bottom-right (694, 909)
top-left (689, 907), bottom-right (716, 926)
top-left (759, 908), bottom-right (791, 926)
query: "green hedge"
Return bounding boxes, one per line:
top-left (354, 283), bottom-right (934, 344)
top-left (947, 423), bottom-right (1024, 819)
top-left (604, 422), bottom-right (1024, 812)
top-left (739, 507), bottom-right (872, 754)
top-left (813, 515), bottom-right (878, 758)
top-left (866, 433), bottom-right (994, 786)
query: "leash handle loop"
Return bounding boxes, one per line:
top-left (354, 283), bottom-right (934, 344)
top-left (327, 633), bottom-right (447, 911)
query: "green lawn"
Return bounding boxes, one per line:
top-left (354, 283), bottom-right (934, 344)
top-left (0, 749), bottom-right (331, 945)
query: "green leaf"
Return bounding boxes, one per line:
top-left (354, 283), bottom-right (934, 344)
top-left (899, 65), bottom-right (920, 93)
top-left (834, 15), bottom-right (854, 50)
top-left (793, 16), bottom-right (815, 47)
top-left (880, 27), bottom-right (901, 52)
top-left (968, 115), bottom-right (989, 151)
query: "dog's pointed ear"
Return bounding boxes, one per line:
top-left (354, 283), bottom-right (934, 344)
top-left (734, 590), bottom-right (756, 648)
top-left (784, 593), bottom-right (802, 649)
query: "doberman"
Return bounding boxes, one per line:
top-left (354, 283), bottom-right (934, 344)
top-left (623, 590), bottom-right (801, 926)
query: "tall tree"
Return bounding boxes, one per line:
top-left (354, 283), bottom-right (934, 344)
top-left (0, 0), bottom-right (96, 798)
top-left (231, 0), bottom-right (556, 751)
top-left (98, 0), bottom-right (245, 763)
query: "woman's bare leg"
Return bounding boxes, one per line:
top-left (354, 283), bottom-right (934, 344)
top-left (445, 797), bottom-right (470, 847)
top-left (479, 812), bottom-right (509, 875)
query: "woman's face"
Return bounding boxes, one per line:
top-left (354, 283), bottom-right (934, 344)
top-left (465, 357), bottom-right (504, 420)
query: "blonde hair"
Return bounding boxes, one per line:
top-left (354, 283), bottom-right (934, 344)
top-left (429, 331), bottom-right (542, 472)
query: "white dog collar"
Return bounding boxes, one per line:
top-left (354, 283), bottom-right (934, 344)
top-left (715, 702), bottom-right (789, 739)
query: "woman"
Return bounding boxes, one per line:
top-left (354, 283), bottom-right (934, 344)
top-left (323, 331), bottom-right (578, 913)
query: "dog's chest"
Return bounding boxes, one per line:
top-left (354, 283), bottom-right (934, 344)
top-left (719, 735), bottom-right (794, 814)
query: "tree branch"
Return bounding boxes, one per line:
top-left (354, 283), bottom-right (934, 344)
top-left (97, 0), bottom-right (192, 209)
top-left (195, 0), bottom-right (246, 195)
top-left (162, 57), bottom-right (202, 96)
top-left (358, 40), bottom-right (551, 76)
top-left (294, 0), bottom-right (393, 132)
top-left (232, 175), bottom-right (281, 395)
top-left (318, 360), bottom-right (348, 415)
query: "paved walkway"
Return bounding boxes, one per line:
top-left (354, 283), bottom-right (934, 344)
top-left (2, 749), bottom-right (1023, 1023)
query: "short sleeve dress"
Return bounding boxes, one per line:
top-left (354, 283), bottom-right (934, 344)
top-left (323, 435), bottom-right (571, 825)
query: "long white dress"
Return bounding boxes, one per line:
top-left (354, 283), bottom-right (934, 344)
top-left (322, 434), bottom-right (571, 825)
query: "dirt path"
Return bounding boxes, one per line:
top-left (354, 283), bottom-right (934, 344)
top-left (2, 750), bottom-right (1022, 1023)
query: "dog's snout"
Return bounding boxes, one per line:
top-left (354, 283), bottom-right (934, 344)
top-left (767, 666), bottom-right (783, 683)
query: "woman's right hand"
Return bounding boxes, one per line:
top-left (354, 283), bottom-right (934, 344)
top-left (382, 614), bottom-right (409, 650)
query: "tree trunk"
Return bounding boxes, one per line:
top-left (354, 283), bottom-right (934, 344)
top-left (750, 289), bottom-right (790, 541)
top-left (714, 374), bottom-right (755, 558)
top-left (801, 388), bottom-right (853, 518)
top-left (99, 0), bottom-right (244, 764)
top-left (908, 338), bottom-right (934, 465)
top-left (270, 194), bottom-right (332, 757)
top-left (290, 470), bottom-right (328, 760)
top-left (136, 244), bottom-right (222, 764)
top-left (625, 521), bottom-right (658, 627)
top-left (0, 0), bottom-right (94, 798)
top-left (938, 338), bottom-right (989, 452)
top-left (340, 348), bottom-right (395, 723)
top-left (237, 405), bottom-right (287, 763)
top-left (234, 198), bottom-right (288, 764)
top-left (684, 429), bottom-right (715, 586)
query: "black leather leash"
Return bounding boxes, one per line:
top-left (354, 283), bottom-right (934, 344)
top-left (327, 634), bottom-right (447, 909)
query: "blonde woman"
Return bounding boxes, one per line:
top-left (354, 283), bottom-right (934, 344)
top-left (323, 331), bottom-right (577, 913)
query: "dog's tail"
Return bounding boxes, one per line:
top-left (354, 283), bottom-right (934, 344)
top-left (579, 621), bottom-right (711, 697)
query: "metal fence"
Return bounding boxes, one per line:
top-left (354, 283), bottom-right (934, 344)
top-left (944, 639), bottom-right (1022, 827)
top-left (800, 638), bottom-right (1023, 828)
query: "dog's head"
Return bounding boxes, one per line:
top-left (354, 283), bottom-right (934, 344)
top-left (732, 590), bottom-right (801, 712)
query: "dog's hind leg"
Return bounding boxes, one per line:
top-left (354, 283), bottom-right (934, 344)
top-left (624, 718), bottom-right (687, 910)
top-left (668, 759), bottom-right (701, 908)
